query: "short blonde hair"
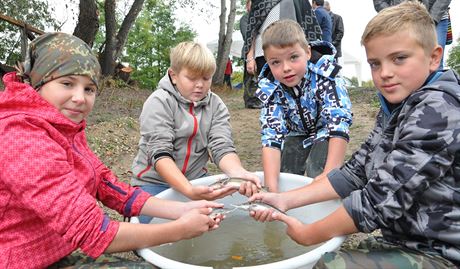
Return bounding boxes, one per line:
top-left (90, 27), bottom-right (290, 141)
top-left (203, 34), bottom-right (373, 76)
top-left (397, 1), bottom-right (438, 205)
top-left (262, 19), bottom-right (309, 51)
top-left (361, 1), bottom-right (437, 55)
top-left (170, 41), bottom-right (216, 76)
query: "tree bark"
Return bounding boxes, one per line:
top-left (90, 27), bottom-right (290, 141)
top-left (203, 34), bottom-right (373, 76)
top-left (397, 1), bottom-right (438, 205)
top-left (100, 0), bottom-right (117, 76)
top-left (100, 0), bottom-right (145, 76)
top-left (73, 0), bottom-right (99, 47)
top-left (213, 0), bottom-right (236, 86)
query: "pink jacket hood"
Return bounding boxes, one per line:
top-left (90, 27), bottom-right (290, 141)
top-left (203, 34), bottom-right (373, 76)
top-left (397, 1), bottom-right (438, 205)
top-left (1, 72), bottom-right (85, 132)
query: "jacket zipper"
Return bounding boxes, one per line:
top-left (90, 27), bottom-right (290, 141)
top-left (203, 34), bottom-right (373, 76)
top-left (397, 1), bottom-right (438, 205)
top-left (72, 138), bottom-right (97, 192)
top-left (182, 103), bottom-right (198, 174)
top-left (288, 86), bottom-right (316, 135)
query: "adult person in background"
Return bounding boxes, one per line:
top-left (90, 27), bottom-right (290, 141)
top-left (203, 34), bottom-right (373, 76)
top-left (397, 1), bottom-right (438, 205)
top-left (243, 0), bottom-right (322, 84)
top-left (312, 0), bottom-right (332, 43)
top-left (240, 0), bottom-right (262, 108)
top-left (373, 0), bottom-right (451, 69)
top-left (324, 1), bottom-right (344, 63)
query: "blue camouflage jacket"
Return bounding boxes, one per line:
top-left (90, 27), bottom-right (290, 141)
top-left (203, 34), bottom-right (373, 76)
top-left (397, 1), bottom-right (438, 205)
top-left (329, 70), bottom-right (460, 264)
top-left (255, 41), bottom-right (353, 150)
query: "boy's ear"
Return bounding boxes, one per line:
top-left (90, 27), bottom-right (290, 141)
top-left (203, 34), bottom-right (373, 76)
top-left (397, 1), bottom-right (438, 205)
top-left (168, 68), bottom-right (177, 84)
top-left (429, 45), bottom-right (443, 72)
top-left (305, 45), bottom-right (312, 60)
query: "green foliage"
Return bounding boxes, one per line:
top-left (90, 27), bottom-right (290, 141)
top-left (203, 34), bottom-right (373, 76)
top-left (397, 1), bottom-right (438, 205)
top-left (447, 38), bottom-right (460, 75)
top-left (233, 0), bottom-right (246, 31)
top-left (93, 0), bottom-right (109, 53)
top-left (349, 76), bottom-right (360, 87)
top-left (232, 70), bottom-right (244, 84)
top-left (361, 80), bottom-right (375, 88)
top-left (123, 0), bottom-right (195, 89)
top-left (0, 0), bottom-right (62, 64)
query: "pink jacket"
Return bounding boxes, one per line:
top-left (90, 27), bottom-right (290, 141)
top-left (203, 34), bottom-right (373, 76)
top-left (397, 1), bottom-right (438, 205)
top-left (0, 73), bottom-right (151, 268)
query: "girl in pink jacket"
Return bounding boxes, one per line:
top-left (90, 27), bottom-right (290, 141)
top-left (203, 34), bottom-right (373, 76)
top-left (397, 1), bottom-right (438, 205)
top-left (0, 32), bottom-right (223, 269)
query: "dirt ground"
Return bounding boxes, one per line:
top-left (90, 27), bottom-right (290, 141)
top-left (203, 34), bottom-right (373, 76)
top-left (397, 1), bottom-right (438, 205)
top-left (86, 82), bottom-right (381, 261)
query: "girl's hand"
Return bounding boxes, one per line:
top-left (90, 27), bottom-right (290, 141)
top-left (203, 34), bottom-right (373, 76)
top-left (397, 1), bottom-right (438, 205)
top-left (182, 200), bottom-right (224, 215)
top-left (175, 208), bottom-right (219, 240)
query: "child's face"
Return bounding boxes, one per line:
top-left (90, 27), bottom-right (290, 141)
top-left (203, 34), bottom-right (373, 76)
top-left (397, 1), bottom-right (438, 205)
top-left (264, 43), bottom-right (311, 87)
top-left (169, 67), bottom-right (212, 102)
top-left (365, 31), bottom-right (442, 104)
top-left (38, 75), bottom-right (97, 124)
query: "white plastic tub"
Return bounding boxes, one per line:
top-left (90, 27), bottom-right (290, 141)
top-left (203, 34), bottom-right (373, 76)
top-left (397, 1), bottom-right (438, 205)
top-left (131, 172), bottom-right (346, 269)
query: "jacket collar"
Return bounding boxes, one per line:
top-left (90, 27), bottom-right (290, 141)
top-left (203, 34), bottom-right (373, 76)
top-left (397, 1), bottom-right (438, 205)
top-left (158, 72), bottom-right (211, 107)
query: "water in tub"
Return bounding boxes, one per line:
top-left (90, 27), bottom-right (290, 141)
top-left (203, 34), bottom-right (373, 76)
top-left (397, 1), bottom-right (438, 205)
top-left (150, 210), bottom-right (318, 268)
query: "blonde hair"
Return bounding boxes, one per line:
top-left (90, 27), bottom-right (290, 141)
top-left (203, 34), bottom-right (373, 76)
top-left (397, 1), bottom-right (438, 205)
top-left (361, 1), bottom-right (437, 55)
top-left (262, 19), bottom-right (309, 51)
top-left (170, 41), bottom-right (216, 76)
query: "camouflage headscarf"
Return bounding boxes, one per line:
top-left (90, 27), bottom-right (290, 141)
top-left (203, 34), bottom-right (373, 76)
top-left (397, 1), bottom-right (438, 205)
top-left (17, 32), bottom-right (101, 89)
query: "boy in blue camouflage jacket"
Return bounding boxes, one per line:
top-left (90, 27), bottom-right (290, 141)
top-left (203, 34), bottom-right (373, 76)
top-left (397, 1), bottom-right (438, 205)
top-left (255, 19), bottom-right (353, 192)
top-left (249, 2), bottom-right (460, 268)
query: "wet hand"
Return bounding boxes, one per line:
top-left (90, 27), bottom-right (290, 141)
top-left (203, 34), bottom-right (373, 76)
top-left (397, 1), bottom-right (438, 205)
top-left (177, 208), bottom-right (219, 239)
top-left (249, 206), bottom-right (277, 222)
top-left (183, 200), bottom-right (224, 215)
top-left (275, 214), bottom-right (310, 246)
top-left (238, 180), bottom-right (261, 197)
top-left (248, 192), bottom-right (287, 212)
top-left (188, 185), bottom-right (237, 200)
top-left (226, 171), bottom-right (262, 197)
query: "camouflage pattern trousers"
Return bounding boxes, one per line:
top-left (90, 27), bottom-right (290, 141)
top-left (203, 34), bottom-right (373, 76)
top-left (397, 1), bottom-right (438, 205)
top-left (48, 251), bottom-right (157, 269)
top-left (314, 236), bottom-right (458, 269)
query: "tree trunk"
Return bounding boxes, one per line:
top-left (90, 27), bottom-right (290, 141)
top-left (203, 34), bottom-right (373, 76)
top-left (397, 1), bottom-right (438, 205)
top-left (100, 0), bottom-right (145, 76)
top-left (73, 0), bottom-right (99, 47)
top-left (100, 0), bottom-right (116, 76)
top-left (213, 0), bottom-right (236, 86)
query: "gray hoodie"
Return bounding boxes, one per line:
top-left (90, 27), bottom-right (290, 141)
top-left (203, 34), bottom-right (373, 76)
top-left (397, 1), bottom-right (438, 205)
top-left (131, 73), bottom-right (236, 186)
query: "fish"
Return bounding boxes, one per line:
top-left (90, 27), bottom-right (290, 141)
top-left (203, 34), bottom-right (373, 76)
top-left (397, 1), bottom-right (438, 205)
top-left (230, 201), bottom-right (286, 215)
top-left (208, 177), bottom-right (268, 192)
top-left (209, 207), bottom-right (238, 220)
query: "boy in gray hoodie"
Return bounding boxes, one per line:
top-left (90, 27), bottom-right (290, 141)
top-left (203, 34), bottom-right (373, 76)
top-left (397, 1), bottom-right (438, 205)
top-left (131, 42), bottom-right (261, 223)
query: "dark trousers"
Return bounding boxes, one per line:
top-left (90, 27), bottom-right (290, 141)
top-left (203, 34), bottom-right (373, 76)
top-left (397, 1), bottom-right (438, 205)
top-left (224, 74), bottom-right (232, 88)
top-left (243, 56), bottom-right (266, 108)
top-left (280, 135), bottom-right (328, 178)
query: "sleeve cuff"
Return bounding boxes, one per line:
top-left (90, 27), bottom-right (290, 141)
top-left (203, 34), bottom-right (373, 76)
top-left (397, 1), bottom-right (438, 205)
top-left (329, 131), bottom-right (350, 142)
top-left (82, 220), bottom-right (120, 258)
top-left (124, 188), bottom-right (151, 217)
top-left (328, 168), bottom-right (356, 198)
top-left (262, 141), bottom-right (282, 149)
top-left (129, 189), bottom-right (152, 216)
top-left (214, 148), bottom-right (237, 166)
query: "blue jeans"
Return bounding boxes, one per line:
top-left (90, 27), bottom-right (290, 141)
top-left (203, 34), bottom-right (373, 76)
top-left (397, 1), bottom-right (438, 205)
top-left (436, 19), bottom-right (448, 69)
top-left (138, 184), bottom-right (170, 224)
